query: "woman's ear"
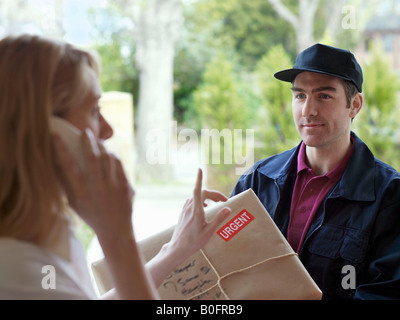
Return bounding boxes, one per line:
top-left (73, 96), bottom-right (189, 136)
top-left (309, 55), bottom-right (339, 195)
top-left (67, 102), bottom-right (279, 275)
top-left (350, 93), bottom-right (363, 119)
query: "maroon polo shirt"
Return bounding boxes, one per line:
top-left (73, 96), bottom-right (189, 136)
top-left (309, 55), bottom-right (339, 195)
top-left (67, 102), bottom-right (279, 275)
top-left (287, 138), bottom-right (354, 252)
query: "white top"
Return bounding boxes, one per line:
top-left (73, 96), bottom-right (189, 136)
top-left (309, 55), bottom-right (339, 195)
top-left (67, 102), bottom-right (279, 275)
top-left (0, 219), bottom-right (98, 300)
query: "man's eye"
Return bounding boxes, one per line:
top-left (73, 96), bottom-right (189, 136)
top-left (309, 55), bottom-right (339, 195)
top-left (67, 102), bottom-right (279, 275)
top-left (295, 94), bottom-right (305, 99)
top-left (320, 94), bottom-right (331, 99)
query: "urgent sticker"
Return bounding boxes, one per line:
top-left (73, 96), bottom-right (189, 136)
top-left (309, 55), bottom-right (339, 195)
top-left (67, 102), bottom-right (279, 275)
top-left (217, 209), bottom-right (255, 242)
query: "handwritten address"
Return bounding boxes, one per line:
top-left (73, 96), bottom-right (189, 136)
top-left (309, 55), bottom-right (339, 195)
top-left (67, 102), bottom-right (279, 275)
top-left (160, 256), bottom-right (225, 300)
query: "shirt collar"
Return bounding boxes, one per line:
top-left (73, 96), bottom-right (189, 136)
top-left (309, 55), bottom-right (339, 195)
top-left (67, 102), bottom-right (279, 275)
top-left (297, 142), bottom-right (309, 174)
top-left (297, 136), bottom-right (355, 180)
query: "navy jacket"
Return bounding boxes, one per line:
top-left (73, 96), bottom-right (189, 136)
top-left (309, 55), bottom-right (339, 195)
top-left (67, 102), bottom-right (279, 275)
top-left (232, 132), bottom-right (400, 299)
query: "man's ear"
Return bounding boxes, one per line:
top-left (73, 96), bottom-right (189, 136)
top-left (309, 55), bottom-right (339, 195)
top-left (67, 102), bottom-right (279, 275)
top-left (350, 93), bottom-right (363, 119)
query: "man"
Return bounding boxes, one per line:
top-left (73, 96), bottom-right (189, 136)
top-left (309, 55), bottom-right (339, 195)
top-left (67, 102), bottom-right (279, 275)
top-left (232, 43), bottom-right (400, 299)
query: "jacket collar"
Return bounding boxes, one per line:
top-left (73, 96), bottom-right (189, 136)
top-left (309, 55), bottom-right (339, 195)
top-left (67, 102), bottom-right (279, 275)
top-left (258, 132), bottom-right (376, 202)
top-left (333, 132), bottom-right (375, 201)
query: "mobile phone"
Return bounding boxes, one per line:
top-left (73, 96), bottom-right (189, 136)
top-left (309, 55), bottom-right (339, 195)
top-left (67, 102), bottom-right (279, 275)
top-left (49, 116), bottom-right (86, 171)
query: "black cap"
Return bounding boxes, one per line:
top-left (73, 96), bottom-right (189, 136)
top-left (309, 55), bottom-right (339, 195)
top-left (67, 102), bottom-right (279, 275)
top-left (274, 43), bottom-right (363, 92)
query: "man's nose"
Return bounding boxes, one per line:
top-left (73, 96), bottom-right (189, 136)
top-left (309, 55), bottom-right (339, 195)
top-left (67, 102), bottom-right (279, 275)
top-left (302, 98), bottom-right (318, 118)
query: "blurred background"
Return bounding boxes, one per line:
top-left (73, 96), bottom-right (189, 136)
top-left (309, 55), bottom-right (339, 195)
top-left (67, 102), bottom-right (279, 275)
top-left (1, 0), bottom-right (399, 260)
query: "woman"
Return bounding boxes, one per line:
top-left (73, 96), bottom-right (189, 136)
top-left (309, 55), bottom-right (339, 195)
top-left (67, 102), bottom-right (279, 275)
top-left (0, 34), bottom-right (231, 299)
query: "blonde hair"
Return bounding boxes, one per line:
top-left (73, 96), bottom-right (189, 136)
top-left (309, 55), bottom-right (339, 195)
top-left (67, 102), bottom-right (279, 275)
top-left (0, 34), bottom-right (100, 245)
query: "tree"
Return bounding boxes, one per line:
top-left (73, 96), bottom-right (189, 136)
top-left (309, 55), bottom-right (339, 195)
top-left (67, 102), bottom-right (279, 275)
top-left (177, 0), bottom-right (297, 128)
top-left (268, 0), bottom-right (320, 52)
top-left (116, 0), bottom-right (183, 182)
top-left (353, 42), bottom-right (400, 170)
top-left (186, 0), bottom-right (296, 70)
top-left (193, 52), bottom-right (253, 194)
top-left (268, 0), bottom-right (381, 53)
top-left (254, 44), bottom-right (299, 159)
top-left (90, 3), bottom-right (138, 95)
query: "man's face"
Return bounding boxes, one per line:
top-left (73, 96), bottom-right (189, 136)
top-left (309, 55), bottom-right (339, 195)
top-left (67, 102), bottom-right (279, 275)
top-left (291, 72), bottom-right (359, 149)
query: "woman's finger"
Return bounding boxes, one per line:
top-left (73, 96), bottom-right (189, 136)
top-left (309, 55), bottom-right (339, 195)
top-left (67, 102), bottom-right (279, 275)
top-left (114, 156), bottom-right (135, 202)
top-left (82, 128), bottom-right (102, 178)
top-left (207, 207), bottom-right (231, 232)
top-left (192, 168), bottom-right (203, 207)
top-left (97, 140), bottom-right (112, 182)
top-left (52, 133), bottom-right (83, 193)
top-left (201, 190), bottom-right (228, 203)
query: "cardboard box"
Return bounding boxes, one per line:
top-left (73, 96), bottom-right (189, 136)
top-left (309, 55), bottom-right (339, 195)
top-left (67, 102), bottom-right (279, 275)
top-left (92, 188), bottom-right (322, 300)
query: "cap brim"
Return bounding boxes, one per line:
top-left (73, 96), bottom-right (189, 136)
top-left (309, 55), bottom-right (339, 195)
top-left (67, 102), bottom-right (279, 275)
top-left (274, 68), bottom-right (353, 84)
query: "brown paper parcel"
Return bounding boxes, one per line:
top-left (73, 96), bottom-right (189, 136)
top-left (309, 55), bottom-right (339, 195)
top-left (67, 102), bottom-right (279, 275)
top-left (92, 188), bottom-right (322, 300)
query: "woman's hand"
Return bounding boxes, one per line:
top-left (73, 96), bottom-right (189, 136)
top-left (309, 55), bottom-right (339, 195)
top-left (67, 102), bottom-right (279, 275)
top-left (147, 168), bottom-right (231, 287)
top-left (53, 129), bottom-right (158, 299)
top-left (52, 128), bottom-right (134, 242)
top-left (169, 168), bottom-right (231, 256)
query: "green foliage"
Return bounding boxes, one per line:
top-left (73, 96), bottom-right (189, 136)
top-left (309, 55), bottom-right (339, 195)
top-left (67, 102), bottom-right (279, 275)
top-left (192, 52), bottom-right (255, 194)
top-left (89, 4), bottom-right (138, 104)
top-left (95, 39), bottom-right (138, 95)
top-left (187, 0), bottom-right (297, 71)
top-left (173, 38), bottom-right (212, 124)
top-left (86, 0), bottom-right (400, 179)
top-left (254, 45), bottom-right (299, 159)
top-left (193, 52), bottom-right (251, 130)
top-left (353, 42), bottom-right (400, 170)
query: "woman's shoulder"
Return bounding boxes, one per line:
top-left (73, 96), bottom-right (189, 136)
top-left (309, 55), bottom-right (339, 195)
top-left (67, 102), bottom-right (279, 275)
top-left (0, 237), bottom-right (96, 300)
